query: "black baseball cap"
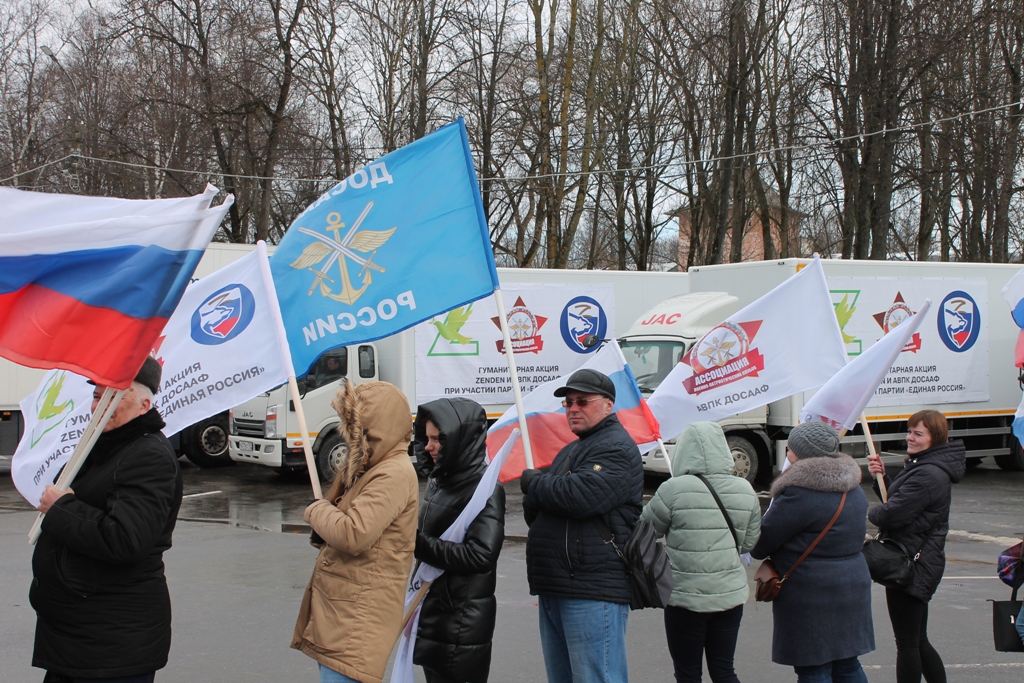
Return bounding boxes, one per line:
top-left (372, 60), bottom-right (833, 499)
top-left (553, 368), bottom-right (616, 401)
top-left (87, 356), bottom-right (162, 394)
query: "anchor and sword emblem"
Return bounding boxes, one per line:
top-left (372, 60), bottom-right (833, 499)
top-left (288, 201), bottom-right (396, 305)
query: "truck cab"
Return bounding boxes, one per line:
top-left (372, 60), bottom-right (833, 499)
top-left (619, 292), bottom-right (772, 482)
top-left (228, 343), bottom-right (379, 480)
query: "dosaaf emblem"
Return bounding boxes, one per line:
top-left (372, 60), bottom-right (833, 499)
top-left (873, 292), bottom-right (922, 353)
top-left (491, 296), bottom-right (547, 354)
top-left (681, 320), bottom-right (764, 395)
top-left (288, 202), bottom-right (395, 305)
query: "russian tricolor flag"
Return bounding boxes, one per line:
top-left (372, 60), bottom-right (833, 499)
top-left (488, 339), bottom-right (661, 482)
top-left (0, 185), bottom-right (233, 388)
top-left (1001, 269), bottom-right (1024, 444)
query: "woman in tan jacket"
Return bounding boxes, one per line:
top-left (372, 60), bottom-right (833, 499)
top-left (292, 380), bottom-right (420, 683)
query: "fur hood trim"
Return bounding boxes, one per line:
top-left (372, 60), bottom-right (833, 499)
top-left (770, 454), bottom-right (862, 499)
top-left (326, 379), bottom-right (413, 502)
top-left (329, 378), bottom-right (369, 499)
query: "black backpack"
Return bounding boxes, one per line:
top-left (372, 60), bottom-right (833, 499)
top-left (592, 516), bottom-right (673, 610)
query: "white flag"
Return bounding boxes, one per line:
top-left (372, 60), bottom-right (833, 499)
top-left (153, 241), bottom-right (294, 436)
top-left (646, 256), bottom-right (847, 443)
top-left (10, 242), bottom-right (294, 507)
top-left (801, 300), bottom-right (931, 431)
top-left (390, 429), bottom-right (520, 683)
top-left (11, 370), bottom-right (94, 507)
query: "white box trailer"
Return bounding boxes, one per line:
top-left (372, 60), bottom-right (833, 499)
top-left (0, 243), bottom-right (263, 469)
top-left (227, 268), bottom-right (690, 479)
top-left (620, 258), bottom-right (1023, 481)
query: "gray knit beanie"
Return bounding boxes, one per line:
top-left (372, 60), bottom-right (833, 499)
top-left (788, 421), bottom-right (840, 459)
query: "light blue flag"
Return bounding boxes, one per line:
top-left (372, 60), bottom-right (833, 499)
top-left (271, 119), bottom-right (499, 377)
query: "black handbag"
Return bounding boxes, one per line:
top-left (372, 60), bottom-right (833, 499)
top-left (862, 536), bottom-right (916, 588)
top-left (991, 584), bottom-right (1024, 652)
top-left (592, 516), bottom-right (673, 610)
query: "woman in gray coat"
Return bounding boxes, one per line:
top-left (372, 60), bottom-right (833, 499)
top-left (751, 422), bottom-right (874, 683)
top-left (643, 422), bottom-right (761, 683)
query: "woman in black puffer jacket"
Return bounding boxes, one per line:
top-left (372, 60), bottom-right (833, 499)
top-left (867, 409), bottom-right (965, 683)
top-left (413, 398), bottom-right (505, 683)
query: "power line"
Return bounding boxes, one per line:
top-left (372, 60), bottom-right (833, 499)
top-left (3, 98), bottom-right (1021, 188)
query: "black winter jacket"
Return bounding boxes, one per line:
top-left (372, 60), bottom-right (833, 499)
top-left (868, 439), bottom-right (966, 602)
top-left (523, 414), bottom-right (643, 604)
top-left (30, 409), bottom-right (182, 678)
top-left (413, 398), bottom-right (505, 683)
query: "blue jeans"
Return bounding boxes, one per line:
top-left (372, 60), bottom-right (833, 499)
top-left (1017, 602), bottom-right (1024, 645)
top-left (538, 595), bottom-right (629, 683)
top-left (793, 657), bottom-right (868, 683)
top-left (318, 663), bottom-right (361, 683)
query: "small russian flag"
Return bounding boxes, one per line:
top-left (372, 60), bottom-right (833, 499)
top-left (487, 339), bottom-right (660, 482)
top-left (0, 185), bottom-right (232, 388)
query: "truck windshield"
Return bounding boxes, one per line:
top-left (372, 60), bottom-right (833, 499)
top-left (619, 340), bottom-right (688, 394)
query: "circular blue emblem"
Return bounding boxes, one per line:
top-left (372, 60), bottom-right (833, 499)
top-left (936, 290), bottom-right (980, 353)
top-left (560, 296), bottom-right (608, 354)
top-left (190, 283), bottom-right (256, 345)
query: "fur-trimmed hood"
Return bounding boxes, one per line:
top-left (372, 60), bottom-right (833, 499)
top-left (769, 454), bottom-right (862, 499)
top-left (328, 379), bottom-right (413, 500)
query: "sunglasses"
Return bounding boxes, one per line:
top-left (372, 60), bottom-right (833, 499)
top-left (561, 396), bottom-right (606, 408)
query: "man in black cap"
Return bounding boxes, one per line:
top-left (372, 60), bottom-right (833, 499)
top-left (31, 356), bottom-right (183, 683)
top-left (519, 368), bottom-right (643, 683)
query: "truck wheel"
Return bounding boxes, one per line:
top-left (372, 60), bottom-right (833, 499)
top-left (183, 415), bottom-right (233, 468)
top-left (727, 435), bottom-right (758, 483)
top-left (316, 433), bottom-right (349, 483)
top-left (995, 438), bottom-right (1024, 471)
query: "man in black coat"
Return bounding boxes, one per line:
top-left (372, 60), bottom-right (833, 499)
top-left (520, 369), bottom-right (643, 683)
top-left (30, 356), bottom-right (182, 683)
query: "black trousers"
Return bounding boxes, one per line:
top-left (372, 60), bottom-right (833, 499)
top-left (423, 668), bottom-right (464, 683)
top-left (885, 587), bottom-right (946, 683)
top-left (664, 604), bottom-right (743, 683)
top-left (43, 673), bottom-right (155, 683)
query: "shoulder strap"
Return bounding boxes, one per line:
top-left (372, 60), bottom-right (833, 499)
top-left (692, 473), bottom-right (740, 551)
top-left (782, 490), bottom-right (847, 580)
top-left (591, 516), bottom-right (628, 564)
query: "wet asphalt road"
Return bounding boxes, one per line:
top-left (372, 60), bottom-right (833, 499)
top-left (2, 459), bottom-right (1024, 682)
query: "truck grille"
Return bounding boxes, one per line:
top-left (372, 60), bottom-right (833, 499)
top-left (233, 418), bottom-right (266, 438)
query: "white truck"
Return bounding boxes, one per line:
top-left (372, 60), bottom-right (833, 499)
top-left (0, 243), bottom-right (261, 470)
top-left (227, 268), bottom-right (690, 479)
top-left (619, 258), bottom-right (1024, 482)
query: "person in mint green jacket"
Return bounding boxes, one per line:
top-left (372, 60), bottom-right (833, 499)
top-left (642, 422), bottom-right (762, 683)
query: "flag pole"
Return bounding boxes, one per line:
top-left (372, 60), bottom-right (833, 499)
top-left (656, 438), bottom-right (674, 477)
top-left (493, 288), bottom-right (535, 469)
top-left (28, 386), bottom-right (125, 544)
top-left (842, 416), bottom-right (887, 503)
top-left (255, 241), bottom-right (322, 500)
top-left (401, 582), bottom-right (431, 630)
top-left (858, 414), bottom-right (888, 502)
top-left (289, 377), bottom-right (323, 500)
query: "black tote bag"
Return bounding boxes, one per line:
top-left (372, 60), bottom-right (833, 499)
top-left (991, 584), bottom-right (1024, 653)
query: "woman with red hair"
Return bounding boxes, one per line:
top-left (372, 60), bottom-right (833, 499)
top-left (867, 410), bottom-right (966, 683)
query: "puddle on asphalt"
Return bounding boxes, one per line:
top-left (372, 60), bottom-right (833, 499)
top-left (176, 483), bottom-right (312, 533)
top-left (177, 515), bottom-right (312, 534)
